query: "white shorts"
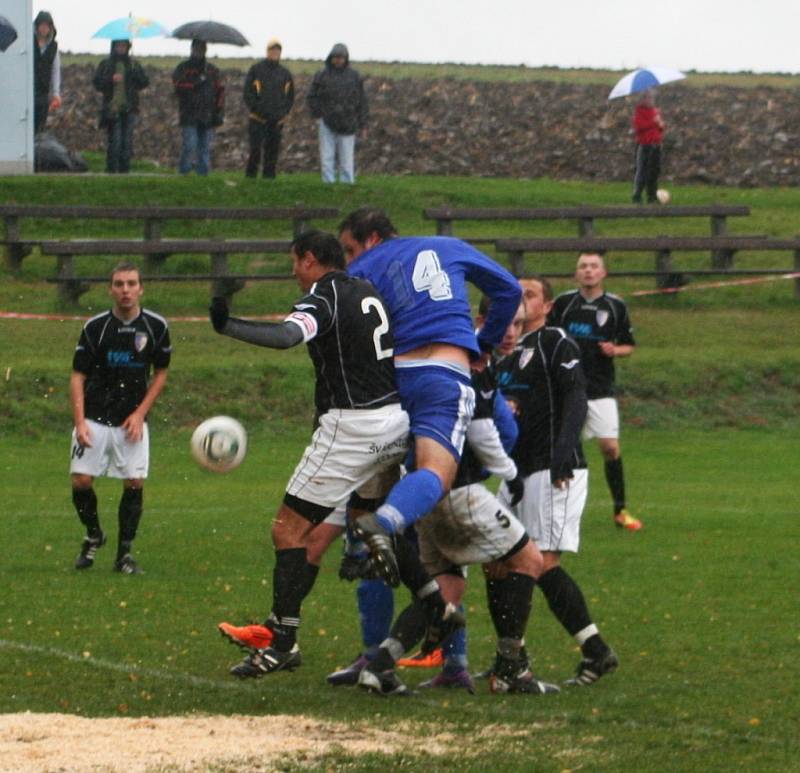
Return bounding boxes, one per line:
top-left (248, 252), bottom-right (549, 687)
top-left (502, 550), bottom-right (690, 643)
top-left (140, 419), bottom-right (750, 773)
top-left (286, 404), bottom-right (409, 509)
top-left (499, 469), bottom-right (588, 553)
top-left (69, 420), bottom-right (149, 480)
top-left (416, 483), bottom-right (527, 575)
top-left (583, 398), bottom-right (619, 440)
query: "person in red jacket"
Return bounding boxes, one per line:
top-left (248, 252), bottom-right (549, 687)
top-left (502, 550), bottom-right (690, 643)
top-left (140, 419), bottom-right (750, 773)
top-left (631, 89), bottom-right (664, 204)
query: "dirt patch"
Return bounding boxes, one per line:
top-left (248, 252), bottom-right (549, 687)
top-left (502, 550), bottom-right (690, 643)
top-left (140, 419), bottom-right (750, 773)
top-left (0, 712), bottom-right (442, 772)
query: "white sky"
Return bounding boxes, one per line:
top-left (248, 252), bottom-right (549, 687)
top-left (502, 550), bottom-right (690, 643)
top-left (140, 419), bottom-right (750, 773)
top-left (7, 0), bottom-right (799, 73)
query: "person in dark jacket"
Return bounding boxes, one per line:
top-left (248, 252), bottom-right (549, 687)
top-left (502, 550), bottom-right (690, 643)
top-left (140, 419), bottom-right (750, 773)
top-left (33, 10), bottom-right (61, 134)
top-left (243, 38), bottom-right (294, 178)
top-left (307, 43), bottom-right (368, 184)
top-left (172, 40), bottom-right (225, 175)
top-left (93, 39), bottom-right (149, 174)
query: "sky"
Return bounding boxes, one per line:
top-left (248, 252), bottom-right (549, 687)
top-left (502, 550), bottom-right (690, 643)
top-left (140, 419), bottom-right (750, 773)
top-left (7, 0), bottom-right (799, 73)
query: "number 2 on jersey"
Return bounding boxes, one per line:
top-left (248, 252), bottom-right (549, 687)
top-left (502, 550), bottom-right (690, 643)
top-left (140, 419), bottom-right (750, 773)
top-left (361, 297), bottom-right (393, 360)
top-left (412, 250), bottom-right (453, 301)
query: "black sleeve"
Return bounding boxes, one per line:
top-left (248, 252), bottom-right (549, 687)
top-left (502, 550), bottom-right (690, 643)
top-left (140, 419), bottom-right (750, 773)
top-left (72, 325), bottom-right (96, 374)
top-left (551, 337), bottom-right (588, 479)
top-left (615, 300), bottom-right (636, 346)
top-left (222, 317), bottom-right (304, 349)
top-left (152, 324), bottom-right (171, 369)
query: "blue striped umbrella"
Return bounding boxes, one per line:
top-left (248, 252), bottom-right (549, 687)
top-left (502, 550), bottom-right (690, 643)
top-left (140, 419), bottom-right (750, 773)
top-left (92, 15), bottom-right (170, 40)
top-left (608, 67), bottom-right (686, 100)
top-left (0, 15), bottom-right (18, 52)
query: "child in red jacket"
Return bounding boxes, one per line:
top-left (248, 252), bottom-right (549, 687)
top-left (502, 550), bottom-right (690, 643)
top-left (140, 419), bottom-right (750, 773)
top-left (632, 90), bottom-right (665, 203)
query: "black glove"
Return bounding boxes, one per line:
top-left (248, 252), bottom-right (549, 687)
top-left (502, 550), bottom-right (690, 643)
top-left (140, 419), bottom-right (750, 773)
top-left (550, 460), bottom-right (574, 486)
top-left (506, 473), bottom-right (525, 507)
top-left (209, 296), bottom-right (229, 333)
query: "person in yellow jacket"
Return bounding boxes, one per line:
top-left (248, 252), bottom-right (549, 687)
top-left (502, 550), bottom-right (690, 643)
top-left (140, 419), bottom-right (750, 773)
top-left (243, 39), bottom-right (294, 178)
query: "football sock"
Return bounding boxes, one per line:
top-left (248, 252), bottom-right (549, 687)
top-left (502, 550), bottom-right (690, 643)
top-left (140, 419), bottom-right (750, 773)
top-left (374, 469), bottom-right (443, 533)
top-left (72, 487), bottom-right (101, 537)
top-left (538, 566), bottom-right (593, 639)
top-left (395, 532), bottom-right (434, 593)
top-left (389, 599), bottom-right (428, 653)
top-left (604, 457), bottom-right (626, 513)
top-left (357, 578), bottom-right (394, 648)
top-left (486, 572), bottom-right (535, 640)
top-left (578, 629), bottom-right (609, 660)
top-left (444, 609), bottom-right (468, 669)
top-left (117, 487), bottom-right (143, 559)
top-left (270, 548), bottom-right (320, 649)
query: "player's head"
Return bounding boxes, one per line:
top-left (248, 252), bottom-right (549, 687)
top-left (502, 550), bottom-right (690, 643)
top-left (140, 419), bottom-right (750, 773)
top-left (338, 207), bottom-right (397, 263)
top-left (290, 230), bottom-right (345, 290)
top-left (575, 251), bottom-right (607, 291)
top-left (520, 275), bottom-right (553, 333)
top-left (109, 261), bottom-right (143, 316)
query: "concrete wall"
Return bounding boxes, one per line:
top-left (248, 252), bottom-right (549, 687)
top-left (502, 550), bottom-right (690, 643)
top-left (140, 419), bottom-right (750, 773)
top-left (0, 0), bottom-right (33, 175)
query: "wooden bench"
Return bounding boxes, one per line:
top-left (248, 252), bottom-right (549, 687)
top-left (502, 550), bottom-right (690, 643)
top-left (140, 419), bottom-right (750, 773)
top-left (493, 236), bottom-right (800, 296)
top-left (424, 205), bottom-right (752, 267)
top-left (1, 205), bottom-right (339, 271)
top-left (38, 238), bottom-right (294, 303)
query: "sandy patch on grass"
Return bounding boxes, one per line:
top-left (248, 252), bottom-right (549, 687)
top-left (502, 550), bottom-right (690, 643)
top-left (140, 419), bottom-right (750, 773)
top-left (1, 712), bottom-right (442, 772)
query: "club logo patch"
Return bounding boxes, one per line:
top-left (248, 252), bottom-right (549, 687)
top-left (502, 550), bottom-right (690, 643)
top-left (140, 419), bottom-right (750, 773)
top-left (596, 310), bottom-right (609, 327)
top-left (518, 348), bottom-right (534, 370)
top-left (134, 332), bottom-right (148, 352)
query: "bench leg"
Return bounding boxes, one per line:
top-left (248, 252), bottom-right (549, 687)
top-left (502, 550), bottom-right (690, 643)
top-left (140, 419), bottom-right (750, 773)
top-left (5, 243), bottom-right (32, 272)
top-left (144, 253), bottom-right (170, 272)
top-left (655, 249), bottom-right (687, 290)
top-left (55, 255), bottom-right (90, 305)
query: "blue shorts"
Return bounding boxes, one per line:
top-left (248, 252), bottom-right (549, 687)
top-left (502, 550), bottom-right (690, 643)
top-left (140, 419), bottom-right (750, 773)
top-left (395, 362), bottom-right (476, 462)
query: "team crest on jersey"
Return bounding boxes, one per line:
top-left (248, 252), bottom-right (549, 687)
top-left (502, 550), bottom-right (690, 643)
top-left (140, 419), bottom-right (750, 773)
top-left (518, 348), bottom-right (534, 370)
top-left (134, 332), bottom-right (148, 352)
top-left (596, 310), bottom-right (609, 327)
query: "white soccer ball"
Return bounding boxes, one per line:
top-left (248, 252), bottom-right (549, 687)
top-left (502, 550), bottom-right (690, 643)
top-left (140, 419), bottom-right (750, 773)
top-left (190, 416), bottom-right (247, 473)
top-left (656, 188), bottom-right (671, 204)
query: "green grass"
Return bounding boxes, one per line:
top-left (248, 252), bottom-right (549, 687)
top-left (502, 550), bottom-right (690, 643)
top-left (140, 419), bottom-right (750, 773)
top-left (1, 428), bottom-right (798, 770)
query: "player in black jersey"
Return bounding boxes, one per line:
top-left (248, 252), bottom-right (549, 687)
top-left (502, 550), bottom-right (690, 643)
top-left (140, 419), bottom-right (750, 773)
top-left (496, 276), bottom-right (618, 687)
top-left (210, 231), bottom-right (460, 678)
top-left (70, 262), bottom-right (171, 574)
top-left (548, 252), bottom-right (641, 531)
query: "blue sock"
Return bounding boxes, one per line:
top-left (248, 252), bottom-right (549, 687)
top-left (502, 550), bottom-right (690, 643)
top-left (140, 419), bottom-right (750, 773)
top-left (375, 469), bottom-right (444, 532)
top-left (444, 604), bottom-right (468, 671)
top-left (357, 578), bottom-right (394, 648)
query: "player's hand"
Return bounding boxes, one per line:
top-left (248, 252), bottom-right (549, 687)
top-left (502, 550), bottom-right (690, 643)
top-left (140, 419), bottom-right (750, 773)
top-left (470, 351), bottom-right (491, 373)
top-left (49, 95), bottom-right (62, 111)
top-left (75, 420), bottom-right (92, 448)
top-left (506, 473), bottom-right (525, 507)
top-left (598, 341), bottom-right (616, 358)
top-left (122, 412), bottom-right (144, 443)
top-left (209, 296), bottom-right (229, 333)
top-left (550, 461), bottom-right (574, 487)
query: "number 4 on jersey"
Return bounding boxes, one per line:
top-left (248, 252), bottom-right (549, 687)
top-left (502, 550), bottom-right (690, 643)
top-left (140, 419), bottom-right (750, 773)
top-left (412, 250), bottom-right (453, 301)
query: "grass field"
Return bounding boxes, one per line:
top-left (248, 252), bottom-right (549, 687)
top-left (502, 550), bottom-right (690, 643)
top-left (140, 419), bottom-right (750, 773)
top-left (1, 172), bottom-right (799, 769)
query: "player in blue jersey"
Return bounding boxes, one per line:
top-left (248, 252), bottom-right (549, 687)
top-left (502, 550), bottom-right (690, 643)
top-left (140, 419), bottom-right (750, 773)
top-left (339, 207), bottom-right (521, 585)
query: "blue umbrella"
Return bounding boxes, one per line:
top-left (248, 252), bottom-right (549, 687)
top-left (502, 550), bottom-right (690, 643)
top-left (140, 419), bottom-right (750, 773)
top-left (92, 15), bottom-right (170, 40)
top-left (608, 67), bottom-right (686, 100)
top-left (0, 14), bottom-right (18, 52)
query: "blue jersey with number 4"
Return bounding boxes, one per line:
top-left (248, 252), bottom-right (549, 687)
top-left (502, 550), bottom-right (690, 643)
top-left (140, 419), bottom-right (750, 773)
top-left (347, 236), bottom-right (521, 358)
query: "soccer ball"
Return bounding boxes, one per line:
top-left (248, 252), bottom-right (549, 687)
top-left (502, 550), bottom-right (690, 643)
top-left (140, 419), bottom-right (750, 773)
top-left (190, 416), bottom-right (247, 473)
top-left (656, 188), bottom-right (671, 204)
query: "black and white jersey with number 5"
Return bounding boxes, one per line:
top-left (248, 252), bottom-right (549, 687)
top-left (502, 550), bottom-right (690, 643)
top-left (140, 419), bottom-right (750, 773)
top-left (285, 271), bottom-right (398, 413)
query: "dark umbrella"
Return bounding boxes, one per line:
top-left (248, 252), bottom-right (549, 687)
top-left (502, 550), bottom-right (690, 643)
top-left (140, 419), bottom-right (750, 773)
top-left (172, 20), bottom-right (249, 47)
top-left (0, 15), bottom-right (18, 52)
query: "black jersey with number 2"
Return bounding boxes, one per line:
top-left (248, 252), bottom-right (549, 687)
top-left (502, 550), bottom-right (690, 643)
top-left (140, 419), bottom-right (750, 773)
top-left (548, 290), bottom-right (635, 399)
top-left (72, 309), bottom-right (171, 426)
top-left (285, 271), bottom-right (398, 413)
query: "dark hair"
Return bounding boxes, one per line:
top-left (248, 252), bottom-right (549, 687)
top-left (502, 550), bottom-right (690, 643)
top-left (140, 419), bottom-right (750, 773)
top-left (521, 274), bottom-right (554, 302)
top-left (478, 295), bottom-right (491, 318)
top-left (291, 230), bottom-right (345, 270)
top-left (338, 207), bottom-right (397, 244)
top-left (110, 261), bottom-right (141, 283)
top-left (578, 249), bottom-right (606, 258)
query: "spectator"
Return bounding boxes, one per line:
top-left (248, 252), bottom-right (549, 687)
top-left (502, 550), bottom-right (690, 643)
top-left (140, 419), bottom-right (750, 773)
top-left (632, 89), bottom-right (665, 204)
top-left (93, 40), bottom-right (149, 174)
top-left (307, 43), bottom-right (368, 184)
top-left (243, 38), bottom-right (294, 179)
top-left (172, 40), bottom-right (225, 176)
top-left (33, 10), bottom-right (61, 134)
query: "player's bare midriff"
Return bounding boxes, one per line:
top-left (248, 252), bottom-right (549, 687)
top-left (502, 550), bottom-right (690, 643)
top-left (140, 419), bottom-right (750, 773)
top-left (396, 343), bottom-right (470, 368)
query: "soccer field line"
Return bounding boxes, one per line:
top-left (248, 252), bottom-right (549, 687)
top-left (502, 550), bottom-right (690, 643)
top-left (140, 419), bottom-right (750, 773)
top-left (0, 638), bottom-right (242, 692)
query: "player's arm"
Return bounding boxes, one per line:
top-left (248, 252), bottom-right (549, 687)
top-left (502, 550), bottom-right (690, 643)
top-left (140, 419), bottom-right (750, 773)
top-left (122, 367), bottom-right (168, 443)
top-left (70, 370), bottom-right (92, 448)
top-left (599, 301), bottom-right (636, 358)
top-left (209, 297), bottom-right (304, 349)
top-left (598, 342), bottom-right (635, 358)
top-left (551, 340), bottom-right (588, 488)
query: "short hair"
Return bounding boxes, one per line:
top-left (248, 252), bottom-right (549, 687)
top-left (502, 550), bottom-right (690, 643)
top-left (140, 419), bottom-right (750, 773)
top-left (578, 249), bottom-right (606, 259)
top-left (110, 261), bottom-right (141, 283)
top-left (291, 230), bottom-right (345, 270)
top-left (338, 207), bottom-right (397, 244)
top-left (478, 295), bottom-right (491, 318)
top-left (521, 274), bottom-right (554, 302)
